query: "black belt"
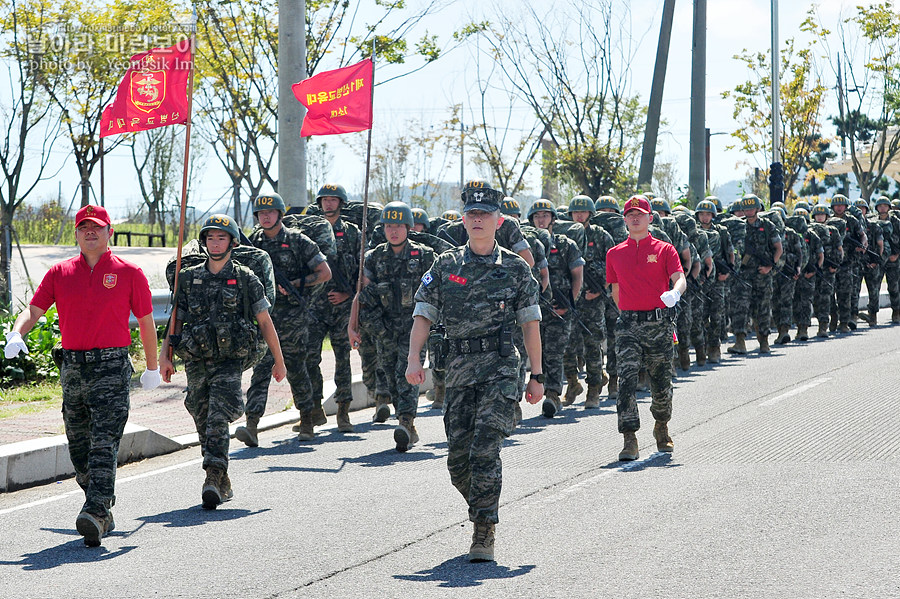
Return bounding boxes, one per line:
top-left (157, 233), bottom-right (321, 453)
top-left (448, 336), bottom-right (500, 354)
top-left (62, 347), bottom-right (129, 364)
top-left (621, 308), bottom-right (675, 322)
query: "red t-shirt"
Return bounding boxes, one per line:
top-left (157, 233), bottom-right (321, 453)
top-left (30, 250), bottom-right (153, 350)
top-left (606, 233), bottom-right (683, 311)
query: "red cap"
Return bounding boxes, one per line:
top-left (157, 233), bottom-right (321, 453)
top-left (75, 204), bottom-right (111, 227)
top-left (623, 195), bottom-right (651, 215)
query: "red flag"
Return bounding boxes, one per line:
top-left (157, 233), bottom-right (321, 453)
top-left (100, 41), bottom-right (192, 138)
top-left (292, 59), bottom-right (373, 136)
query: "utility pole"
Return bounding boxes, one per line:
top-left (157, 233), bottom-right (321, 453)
top-left (768, 0), bottom-right (784, 205)
top-left (638, 0), bottom-right (676, 191)
top-left (689, 0), bottom-right (707, 207)
top-left (459, 105), bottom-right (464, 189)
top-left (279, 0), bottom-right (307, 208)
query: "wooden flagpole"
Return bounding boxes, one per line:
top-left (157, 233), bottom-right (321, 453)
top-left (166, 11), bottom-right (198, 358)
top-left (355, 49), bottom-right (376, 294)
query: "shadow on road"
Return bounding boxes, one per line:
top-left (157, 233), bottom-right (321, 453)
top-left (599, 451), bottom-right (681, 472)
top-left (134, 506), bottom-right (271, 529)
top-left (0, 537), bottom-right (137, 570)
top-left (394, 554), bottom-right (536, 588)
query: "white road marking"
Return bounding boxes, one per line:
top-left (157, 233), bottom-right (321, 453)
top-left (537, 452), bottom-right (670, 503)
top-left (759, 377), bottom-right (831, 408)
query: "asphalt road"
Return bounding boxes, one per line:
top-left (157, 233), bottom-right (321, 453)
top-left (1, 324), bottom-right (899, 598)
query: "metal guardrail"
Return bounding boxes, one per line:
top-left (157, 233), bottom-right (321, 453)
top-left (129, 288), bottom-right (172, 329)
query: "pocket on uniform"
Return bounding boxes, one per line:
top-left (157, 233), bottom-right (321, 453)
top-left (481, 378), bottom-right (519, 437)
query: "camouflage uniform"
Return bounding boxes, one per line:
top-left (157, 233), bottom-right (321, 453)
top-left (61, 348), bottom-right (132, 518)
top-left (732, 217), bottom-right (781, 335)
top-left (772, 223), bottom-right (807, 334)
top-left (719, 213), bottom-right (747, 341)
top-left (305, 217), bottom-right (361, 408)
top-left (175, 260), bottom-right (269, 471)
top-left (413, 243), bottom-right (540, 523)
top-left (861, 216), bottom-right (885, 318)
top-left (809, 220), bottom-right (842, 329)
top-left (541, 233), bottom-right (585, 396)
top-left (789, 216), bottom-right (823, 334)
top-left (246, 226), bottom-right (327, 417)
top-left (696, 219), bottom-right (733, 356)
top-left (876, 210), bottom-right (900, 317)
top-left (614, 314), bottom-right (676, 431)
top-left (591, 212), bottom-right (628, 388)
top-left (360, 239), bottom-right (435, 417)
top-left (832, 213), bottom-right (866, 327)
top-left (516, 225), bottom-right (550, 397)
top-left (563, 223), bottom-right (614, 390)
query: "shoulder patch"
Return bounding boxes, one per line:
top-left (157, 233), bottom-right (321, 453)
top-left (421, 272), bottom-right (433, 286)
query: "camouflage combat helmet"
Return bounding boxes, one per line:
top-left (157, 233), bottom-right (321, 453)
top-left (594, 195), bottom-right (620, 212)
top-left (853, 198), bottom-right (870, 211)
top-left (793, 200), bottom-right (811, 212)
top-left (568, 195), bottom-right (595, 215)
top-left (527, 199), bottom-right (557, 221)
top-left (200, 213), bottom-right (241, 244)
top-left (695, 200), bottom-right (718, 216)
top-left (441, 209), bottom-right (462, 221)
top-left (650, 198), bottom-right (672, 214)
top-left (381, 202), bottom-right (415, 227)
top-left (500, 197), bottom-right (521, 217)
top-left (705, 196), bottom-right (723, 214)
top-left (810, 204), bottom-right (831, 218)
top-left (252, 192), bottom-right (286, 214)
top-left (411, 207), bottom-right (430, 226)
top-left (741, 194), bottom-right (764, 212)
top-left (315, 184), bottom-right (349, 206)
top-left (830, 194), bottom-right (850, 207)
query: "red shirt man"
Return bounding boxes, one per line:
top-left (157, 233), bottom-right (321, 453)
top-left (603, 195), bottom-right (686, 463)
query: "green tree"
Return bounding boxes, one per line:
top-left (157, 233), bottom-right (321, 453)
top-left (723, 32), bottom-right (828, 201)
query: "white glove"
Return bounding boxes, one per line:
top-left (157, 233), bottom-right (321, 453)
top-left (660, 289), bottom-right (681, 308)
top-left (4, 331), bottom-right (28, 360)
top-left (140, 368), bottom-right (162, 390)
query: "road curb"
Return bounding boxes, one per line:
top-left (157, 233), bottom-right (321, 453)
top-left (0, 370), bottom-right (432, 493)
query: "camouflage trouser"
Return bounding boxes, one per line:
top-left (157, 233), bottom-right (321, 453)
top-left (793, 273), bottom-right (817, 327)
top-left (615, 314), bottom-right (674, 433)
top-left (731, 270), bottom-right (774, 334)
top-left (885, 261), bottom-right (900, 310)
top-left (604, 297), bottom-right (620, 378)
top-left (375, 319), bottom-right (420, 417)
top-left (563, 296), bottom-right (606, 386)
top-left (695, 279), bottom-right (725, 349)
top-left (675, 287), bottom-right (692, 347)
top-left (444, 377), bottom-right (518, 523)
top-left (306, 298), bottom-right (353, 405)
top-left (539, 306), bottom-right (573, 395)
top-left (772, 272), bottom-right (797, 328)
top-left (834, 261), bottom-right (857, 324)
top-left (358, 326), bottom-right (381, 395)
top-left (814, 270), bottom-right (836, 323)
top-left (689, 284), bottom-right (706, 349)
top-left (851, 259), bottom-right (865, 318)
top-left (61, 349), bottom-right (132, 517)
top-left (862, 264), bottom-right (883, 314)
top-left (247, 304), bottom-right (312, 416)
top-left (185, 358), bottom-right (244, 471)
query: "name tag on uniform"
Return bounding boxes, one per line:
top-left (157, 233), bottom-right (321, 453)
top-left (759, 227), bottom-right (764, 232)
top-left (588, 242), bottom-right (594, 247)
top-left (550, 248), bottom-right (559, 254)
top-left (227, 279), bottom-right (237, 285)
top-left (282, 243), bottom-right (290, 248)
top-left (449, 274), bottom-right (467, 285)
top-left (410, 250), bottom-right (420, 256)
top-left (336, 231), bottom-right (344, 237)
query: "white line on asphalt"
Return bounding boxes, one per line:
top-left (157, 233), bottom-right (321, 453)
top-left (0, 457), bottom-right (206, 516)
top-left (536, 452), bottom-right (669, 503)
top-left (759, 377), bottom-right (832, 408)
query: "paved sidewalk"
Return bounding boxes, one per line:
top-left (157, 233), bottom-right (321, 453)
top-left (0, 347), bottom-right (362, 446)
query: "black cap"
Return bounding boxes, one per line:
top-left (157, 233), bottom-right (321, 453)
top-left (462, 186), bottom-right (502, 213)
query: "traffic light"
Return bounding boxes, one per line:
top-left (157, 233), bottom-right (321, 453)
top-left (769, 162), bottom-right (784, 205)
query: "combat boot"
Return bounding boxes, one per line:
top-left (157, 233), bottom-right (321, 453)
top-left (893, 308), bottom-right (900, 324)
top-left (839, 322), bottom-right (851, 334)
top-left (235, 415), bottom-right (260, 448)
top-left (220, 470), bottom-right (233, 502)
top-left (756, 330), bottom-right (770, 354)
top-left (312, 406), bottom-right (327, 427)
top-left (468, 521), bottom-right (495, 562)
top-left (201, 466), bottom-right (227, 509)
top-left (678, 345), bottom-right (691, 371)
top-left (695, 344), bottom-right (706, 367)
top-left (372, 394), bottom-right (392, 423)
top-left (430, 384), bottom-right (445, 410)
top-left (774, 325), bottom-right (791, 345)
top-left (75, 510), bottom-right (115, 547)
top-left (707, 344), bottom-right (721, 364)
top-left (542, 390), bottom-right (561, 418)
top-left (829, 315), bottom-right (838, 332)
top-left (868, 309), bottom-right (878, 327)
top-left (796, 325), bottom-right (809, 341)
top-left (336, 402), bottom-right (354, 433)
top-left (817, 321), bottom-right (830, 338)
top-left (618, 431), bottom-right (639, 461)
top-left (394, 414), bottom-right (418, 452)
top-left (584, 385), bottom-right (601, 409)
top-left (296, 411), bottom-right (315, 442)
top-left (653, 421), bottom-right (674, 452)
top-left (727, 333), bottom-right (747, 354)
top-left (607, 375), bottom-right (618, 400)
top-left (563, 378), bottom-right (583, 406)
